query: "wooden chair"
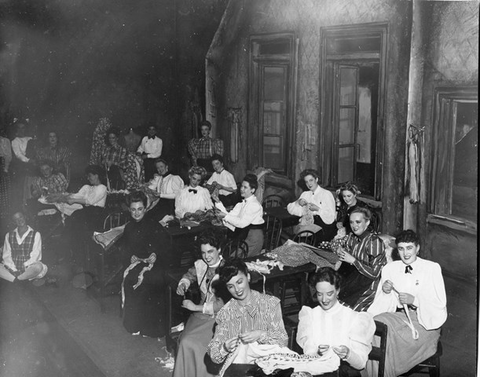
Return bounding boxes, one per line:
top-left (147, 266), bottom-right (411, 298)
top-left (263, 215), bottom-right (282, 252)
top-left (293, 230), bottom-right (317, 246)
top-left (222, 238), bottom-right (249, 259)
top-left (103, 210), bottom-right (130, 231)
top-left (93, 211), bottom-right (129, 312)
top-left (262, 194), bottom-right (285, 209)
top-left (399, 339), bottom-right (442, 377)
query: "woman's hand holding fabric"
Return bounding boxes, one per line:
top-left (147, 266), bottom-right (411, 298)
top-left (337, 248), bottom-right (355, 264)
top-left (382, 279), bottom-right (394, 294)
top-left (298, 198), bottom-right (308, 206)
top-left (224, 336), bottom-right (240, 353)
top-left (239, 330), bottom-right (266, 344)
top-left (308, 203), bottom-right (320, 212)
top-left (398, 292), bottom-right (415, 306)
top-left (181, 299), bottom-right (200, 312)
top-left (333, 345), bottom-right (349, 360)
top-left (176, 282), bottom-right (188, 295)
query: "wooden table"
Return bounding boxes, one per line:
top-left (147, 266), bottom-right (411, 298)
top-left (163, 221), bottom-right (227, 267)
top-left (164, 256), bottom-right (317, 351)
top-left (264, 206), bottom-right (300, 228)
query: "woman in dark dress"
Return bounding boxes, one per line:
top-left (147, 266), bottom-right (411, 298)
top-left (121, 191), bottom-right (172, 338)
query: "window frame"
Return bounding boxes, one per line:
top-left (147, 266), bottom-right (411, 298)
top-left (429, 86), bottom-right (478, 233)
top-left (320, 23), bottom-right (388, 202)
top-left (248, 33), bottom-right (298, 176)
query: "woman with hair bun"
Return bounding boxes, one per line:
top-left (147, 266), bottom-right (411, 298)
top-left (214, 174), bottom-right (264, 257)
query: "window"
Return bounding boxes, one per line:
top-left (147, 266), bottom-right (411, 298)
top-left (320, 24), bottom-right (387, 200)
top-left (249, 34), bottom-right (297, 175)
top-left (430, 87), bottom-right (478, 224)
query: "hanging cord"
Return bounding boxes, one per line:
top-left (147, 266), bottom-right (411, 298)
top-left (392, 285), bottom-right (419, 339)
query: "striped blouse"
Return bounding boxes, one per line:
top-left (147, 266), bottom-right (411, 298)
top-left (207, 290), bottom-right (288, 364)
top-left (345, 231), bottom-right (386, 280)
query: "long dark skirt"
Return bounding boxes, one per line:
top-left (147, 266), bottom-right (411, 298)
top-left (337, 262), bottom-right (374, 310)
top-left (146, 198), bottom-right (175, 222)
top-left (173, 312), bottom-right (218, 377)
top-left (122, 262), bottom-right (166, 338)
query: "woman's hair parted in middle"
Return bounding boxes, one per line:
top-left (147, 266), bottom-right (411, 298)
top-left (309, 267), bottom-right (342, 290)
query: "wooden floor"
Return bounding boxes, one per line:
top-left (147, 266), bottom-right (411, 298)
top-left (0, 280), bottom-right (105, 377)
top-left (0, 268), bottom-right (476, 377)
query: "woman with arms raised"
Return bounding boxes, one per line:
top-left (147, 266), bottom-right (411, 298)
top-left (213, 174), bottom-right (264, 257)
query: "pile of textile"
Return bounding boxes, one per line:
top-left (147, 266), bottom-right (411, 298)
top-left (266, 240), bottom-right (340, 270)
top-left (182, 209), bottom-right (223, 227)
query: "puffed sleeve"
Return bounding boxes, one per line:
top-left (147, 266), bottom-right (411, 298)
top-left (296, 306), bottom-right (317, 355)
top-left (344, 312), bottom-right (375, 370)
top-left (416, 263), bottom-right (447, 330)
top-left (200, 188), bottom-right (214, 211)
top-left (207, 305), bottom-right (235, 364)
top-left (259, 297), bottom-right (288, 346)
top-left (287, 193), bottom-right (306, 217)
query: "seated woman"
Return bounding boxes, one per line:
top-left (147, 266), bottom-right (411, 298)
top-left (27, 159), bottom-right (68, 215)
top-left (213, 174), bottom-right (264, 257)
top-left (0, 211), bottom-right (48, 284)
top-left (336, 182), bottom-right (378, 235)
top-left (365, 230), bottom-right (447, 377)
top-left (101, 127), bottom-right (128, 190)
top-left (297, 267), bottom-right (375, 372)
top-left (336, 207), bottom-right (386, 311)
top-left (122, 191), bottom-right (172, 338)
top-left (207, 258), bottom-right (288, 371)
top-left (145, 158), bottom-right (184, 220)
top-left (173, 229), bottom-right (228, 377)
top-left (54, 165), bottom-right (107, 227)
top-left (205, 154), bottom-right (238, 207)
top-left (53, 165), bottom-right (107, 266)
top-left (287, 169), bottom-right (337, 243)
top-left (175, 166), bottom-right (213, 219)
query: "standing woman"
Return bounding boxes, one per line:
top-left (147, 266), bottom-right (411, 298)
top-left (36, 131), bottom-right (72, 185)
top-left (101, 127), bottom-right (128, 190)
top-left (121, 191), bottom-right (172, 337)
top-left (0, 127), bottom-right (12, 232)
top-left (287, 169), bottom-right (337, 242)
top-left (11, 120), bottom-right (33, 208)
top-left (214, 174), bottom-right (264, 257)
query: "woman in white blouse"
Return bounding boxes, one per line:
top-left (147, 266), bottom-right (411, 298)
top-left (57, 165), bottom-right (108, 266)
top-left (287, 169), bottom-right (336, 243)
top-left (365, 230), bottom-right (447, 377)
top-left (146, 158), bottom-right (184, 219)
top-left (297, 267), bottom-right (375, 372)
top-left (214, 174), bottom-right (264, 257)
top-left (175, 166), bottom-right (213, 219)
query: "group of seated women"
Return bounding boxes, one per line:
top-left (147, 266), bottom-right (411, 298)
top-left (169, 228), bottom-right (446, 377)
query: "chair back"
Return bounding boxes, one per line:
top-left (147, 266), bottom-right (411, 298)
top-left (262, 194), bottom-right (285, 209)
top-left (222, 239), bottom-right (249, 259)
top-left (369, 320), bottom-right (388, 377)
top-left (293, 230), bottom-right (317, 246)
top-left (264, 215), bottom-right (282, 252)
top-left (103, 211), bottom-right (129, 231)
